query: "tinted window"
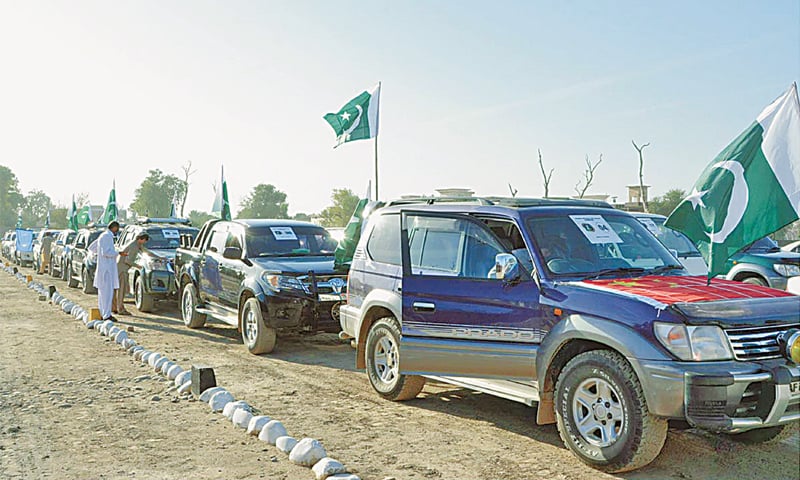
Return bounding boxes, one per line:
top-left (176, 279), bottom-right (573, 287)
top-left (646, 218), bottom-right (700, 257)
top-left (145, 227), bottom-right (198, 249)
top-left (245, 225), bottom-right (337, 257)
top-left (366, 214), bottom-right (401, 265)
top-left (208, 227), bottom-right (228, 253)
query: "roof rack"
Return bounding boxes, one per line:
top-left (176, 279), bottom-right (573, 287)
top-left (384, 196), bottom-right (495, 207)
top-left (135, 216), bottom-right (191, 225)
top-left (383, 195), bottom-right (613, 209)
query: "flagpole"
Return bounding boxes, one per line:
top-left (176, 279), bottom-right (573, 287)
top-left (374, 81), bottom-right (381, 201)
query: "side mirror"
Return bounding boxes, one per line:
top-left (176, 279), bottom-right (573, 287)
top-left (75, 242), bottom-right (85, 249)
top-left (494, 253), bottom-right (520, 283)
top-left (222, 246), bottom-right (243, 260)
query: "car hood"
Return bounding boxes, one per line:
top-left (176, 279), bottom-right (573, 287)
top-left (559, 275), bottom-right (798, 328)
top-left (734, 250), bottom-right (800, 264)
top-left (251, 256), bottom-right (337, 275)
top-left (147, 250), bottom-right (177, 261)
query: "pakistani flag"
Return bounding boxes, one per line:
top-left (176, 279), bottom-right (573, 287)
top-left (102, 181), bottom-right (117, 224)
top-left (77, 206), bottom-right (92, 226)
top-left (323, 84), bottom-right (381, 147)
top-left (211, 165), bottom-right (232, 221)
top-left (334, 182), bottom-right (372, 270)
top-left (67, 195), bottom-right (79, 231)
top-left (666, 83), bottom-right (800, 280)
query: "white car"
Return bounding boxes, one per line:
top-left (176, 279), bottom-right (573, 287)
top-left (633, 213), bottom-right (708, 276)
top-left (782, 240), bottom-right (800, 254)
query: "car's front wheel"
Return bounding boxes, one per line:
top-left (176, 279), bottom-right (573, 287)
top-left (181, 282), bottom-right (206, 328)
top-left (241, 298), bottom-right (276, 354)
top-left (365, 317), bottom-right (426, 401)
top-left (67, 265), bottom-right (79, 288)
top-left (135, 276), bottom-right (155, 313)
top-left (50, 258), bottom-right (57, 277)
top-left (741, 276), bottom-right (768, 287)
top-left (555, 350), bottom-right (668, 473)
top-left (82, 268), bottom-right (96, 294)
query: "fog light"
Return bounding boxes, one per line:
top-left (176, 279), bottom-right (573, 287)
top-left (780, 329), bottom-right (800, 364)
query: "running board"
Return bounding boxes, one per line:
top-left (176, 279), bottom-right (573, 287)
top-left (425, 376), bottom-right (539, 407)
top-left (195, 306), bottom-right (238, 327)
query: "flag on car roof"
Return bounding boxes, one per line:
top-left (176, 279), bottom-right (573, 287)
top-left (211, 165), bottom-right (232, 221)
top-left (102, 180), bottom-right (117, 224)
top-left (334, 182), bottom-right (372, 270)
top-left (666, 83), bottom-right (800, 280)
top-left (323, 84), bottom-right (381, 147)
top-left (67, 195), bottom-right (79, 231)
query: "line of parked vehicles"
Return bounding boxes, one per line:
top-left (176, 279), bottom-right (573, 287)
top-left (2, 197), bottom-right (799, 473)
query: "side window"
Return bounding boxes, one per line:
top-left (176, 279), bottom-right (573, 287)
top-left (225, 231), bottom-right (242, 250)
top-left (207, 226), bottom-right (228, 253)
top-left (366, 214), bottom-right (401, 265)
top-left (407, 215), bottom-right (505, 279)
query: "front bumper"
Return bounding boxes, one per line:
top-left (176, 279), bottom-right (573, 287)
top-left (144, 270), bottom-right (177, 297)
top-left (262, 293), bottom-right (345, 332)
top-left (637, 359), bottom-right (799, 433)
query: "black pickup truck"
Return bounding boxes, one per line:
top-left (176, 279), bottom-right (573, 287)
top-left (174, 219), bottom-right (347, 354)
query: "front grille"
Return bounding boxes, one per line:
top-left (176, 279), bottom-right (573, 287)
top-left (725, 323), bottom-right (799, 361)
top-left (297, 274), bottom-right (347, 296)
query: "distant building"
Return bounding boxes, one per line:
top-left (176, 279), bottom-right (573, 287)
top-left (619, 184), bottom-right (651, 212)
top-left (435, 188), bottom-right (475, 198)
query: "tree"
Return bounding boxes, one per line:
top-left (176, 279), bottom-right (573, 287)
top-left (632, 140), bottom-right (651, 212)
top-left (49, 207), bottom-right (68, 229)
top-left (293, 212), bottom-right (312, 222)
top-left (317, 188), bottom-right (359, 227)
top-left (179, 160), bottom-right (197, 217)
top-left (649, 189), bottom-right (686, 216)
top-left (0, 165), bottom-right (23, 232)
top-left (21, 190), bottom-right (53, 227)
top-left (188, 210), bottom-right (216, 227)
top-left (507, 183), bottom-right (518, 198)
top-left (537, 149), bottom-right (554, 198)
top-left (237, 184), bottom-right (289, 219)
top-left (574, 154), bottom-right (603, 199)
top-left (130, 169), bottom-right (187, 217)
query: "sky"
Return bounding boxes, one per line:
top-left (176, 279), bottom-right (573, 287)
top-left (0, 1), bottom-right (798, 216)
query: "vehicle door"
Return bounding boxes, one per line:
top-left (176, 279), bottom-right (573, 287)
top-left (399, 211), bottom-right (545, 380)
top-left (199, 223), bottom-right (227, 305)
top-left (218, 224), bottom-right (247, 309)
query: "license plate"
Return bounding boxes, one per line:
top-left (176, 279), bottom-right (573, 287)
top-left (318, 293), bottom-right (343, 302)
top-left (790, 381), bottom-right (800, 398)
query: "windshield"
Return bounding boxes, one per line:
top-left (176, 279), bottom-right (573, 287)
top-left (745, 237), bottom-right (780, 253)
top-left (246, 225), bottom-right (338, 257)
top-left (639, 217), bottom-right (701, 257)
top-left (145, 227), bottom-right (199, 249)
top-left (527, 213), bottom-right (683, 278)
top-left (88, 231), bottom-right (102, 245)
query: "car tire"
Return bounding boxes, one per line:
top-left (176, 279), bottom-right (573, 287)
top-left (135, 276), bottom-right (155, 313)
top-left (724, 425), bottom-right (793, 444)
top-left (67, 265), bottom-right (79, 288)
top-left (181, 282), bottom-right (206, 328)
top-left (741, 276), bottom-right (768, 287)
top-left (50, 258), bottom-right (57, 277)
top-left (81, 268), bottom-right (96, 294)
top-left (61, 260), bottom-right (69, 281)
top-left (241, 297), bottom-right (276, 354)
top-left (365, 317), bottom-right (426, 401)
top-left (555, 350), bottom-right (668, 473)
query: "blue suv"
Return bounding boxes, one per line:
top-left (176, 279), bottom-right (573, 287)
top-left (339, 197), bottom-right (800, 473)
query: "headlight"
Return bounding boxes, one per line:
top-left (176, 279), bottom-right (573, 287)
top-left (654, 322), bottom-right (733, 361)
top-left (262, 272), bottom-right (306, 292)
top-left (773, 263), bottom-right (800, 277)
top-left (149, 258), bottom-right (167, 270)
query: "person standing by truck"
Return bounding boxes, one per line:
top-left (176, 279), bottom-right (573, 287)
top-left (89, 221), bottom-right (123, 321)
top-left (114, 232), bottom-right (149, 315)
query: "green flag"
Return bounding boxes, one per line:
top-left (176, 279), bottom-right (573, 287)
top-left (334, 182), bottom-right (372, 270)
top-left (211, 165), bottom-right (232, 221)
top-left (666, 83), bottom-right (800, 280)
top-left (67, 195), bottom-right (79, 231)
top-left (77, 206), bottom-right (92, 226)
top-left (102, 181), bottom-right (117, 224)
top-left (323, 84), bottom-right (381, 147)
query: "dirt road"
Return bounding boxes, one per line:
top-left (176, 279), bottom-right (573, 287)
top-left (1, 267), bottom-right (798, 480)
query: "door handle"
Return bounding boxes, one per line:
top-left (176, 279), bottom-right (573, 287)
top-left (412, 302), bottom-right (436, 313)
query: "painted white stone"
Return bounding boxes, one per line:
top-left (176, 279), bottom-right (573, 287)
top-left (275, 436), bottom-right (297, 454)
top-left (327, 475), bottom-right (360, 480)
top-left (129, 346), bottom-right (144, 357)
top-left (140, 351), bottom-right (152, 363)
top-left (174, 371), bottom-right (192, 388)
top-left (134, 350), bottom-right (149, 361)
top-left (177, 381), bottom-right (192, 395)
top-left (312, 458), bottom-right (346, 480)
top-left (166, 364), bottom-right (184, 380)
top-left (159, 360), bottom-right (175, 375)
top-left (148, 353), bottom-right (163, 367)
top-left (153, 357), bottom-right (168, 372)
top-left (289, 438), bottom-right (327, 467)
top-left (222, 400), bottom-right (250, 420)
top-left (246, 415), bottom-right (271, 436)
top-left (258, 420), bottom-right (288, 445)
top-left (115, 331), bottom-right (128, 345)
top-left (198, 386), bottom-right (224, 402)
top-left (86, 320), bottom-right (100, 329)
top-left (232, 408), bottom-right (253, 429)
top-left (208, 390), bottom-right (235, 413)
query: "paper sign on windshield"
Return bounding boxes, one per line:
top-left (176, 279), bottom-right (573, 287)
top-left (162, 229), bottom-right (180, 239)
top-left (569, 215), bottom-right (623, 244)
top-left (638, 218), bottom-right (660, 236)
top-left (270, 226), bottom-right (298, 241)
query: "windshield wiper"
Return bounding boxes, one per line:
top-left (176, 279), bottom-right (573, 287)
top-left (580, 267), bottom-right (646, 281)
top-left (650, 264), bottom-right (684, 275)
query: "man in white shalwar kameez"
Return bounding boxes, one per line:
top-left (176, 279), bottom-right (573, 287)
top-left (91, 222), bottom-right (124, 320)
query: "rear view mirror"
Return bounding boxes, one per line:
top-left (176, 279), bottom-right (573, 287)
top-left (494, 253), bottom-right (520, 283)
top-left (222, 246), bottom-right (243, 260)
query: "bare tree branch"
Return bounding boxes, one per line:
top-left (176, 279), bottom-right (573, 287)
top-left (538, 148), bottom-right (554, 198)
top-left (632, 140), bottom-right (651, 212)
top-left (508, 183), bottom-right (518, 198)
top-left (179, 160), bottom-right (197, 217)
top-left (574, 154), bottom-right (603, 199)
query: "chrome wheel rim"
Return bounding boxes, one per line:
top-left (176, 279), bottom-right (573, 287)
top-left (373, 333), bottom-right (399, 385)
top-left (572, 377), bottom-right (625, 448)
top-left (245, 308), bottom-right (258, 343)
top-left (182, 288), bottom-right (193, 321)
top-left (135, 281), bottom-right (142, 307)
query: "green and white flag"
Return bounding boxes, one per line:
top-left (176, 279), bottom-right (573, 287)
top-left (67, 195), bottom-right (79, 231)
top-left (211, 165), bottom-right (232, 221)
top-left (334, 181), bottom-right (372, 270)
top-left (666, 83), bottom-right (800, 280)
top-left (323, 84), bottom-right (381, 147)
top-left (77, 205), bottom-right (92, 226)
top-left (102, 180), bottom-right (117, 224)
